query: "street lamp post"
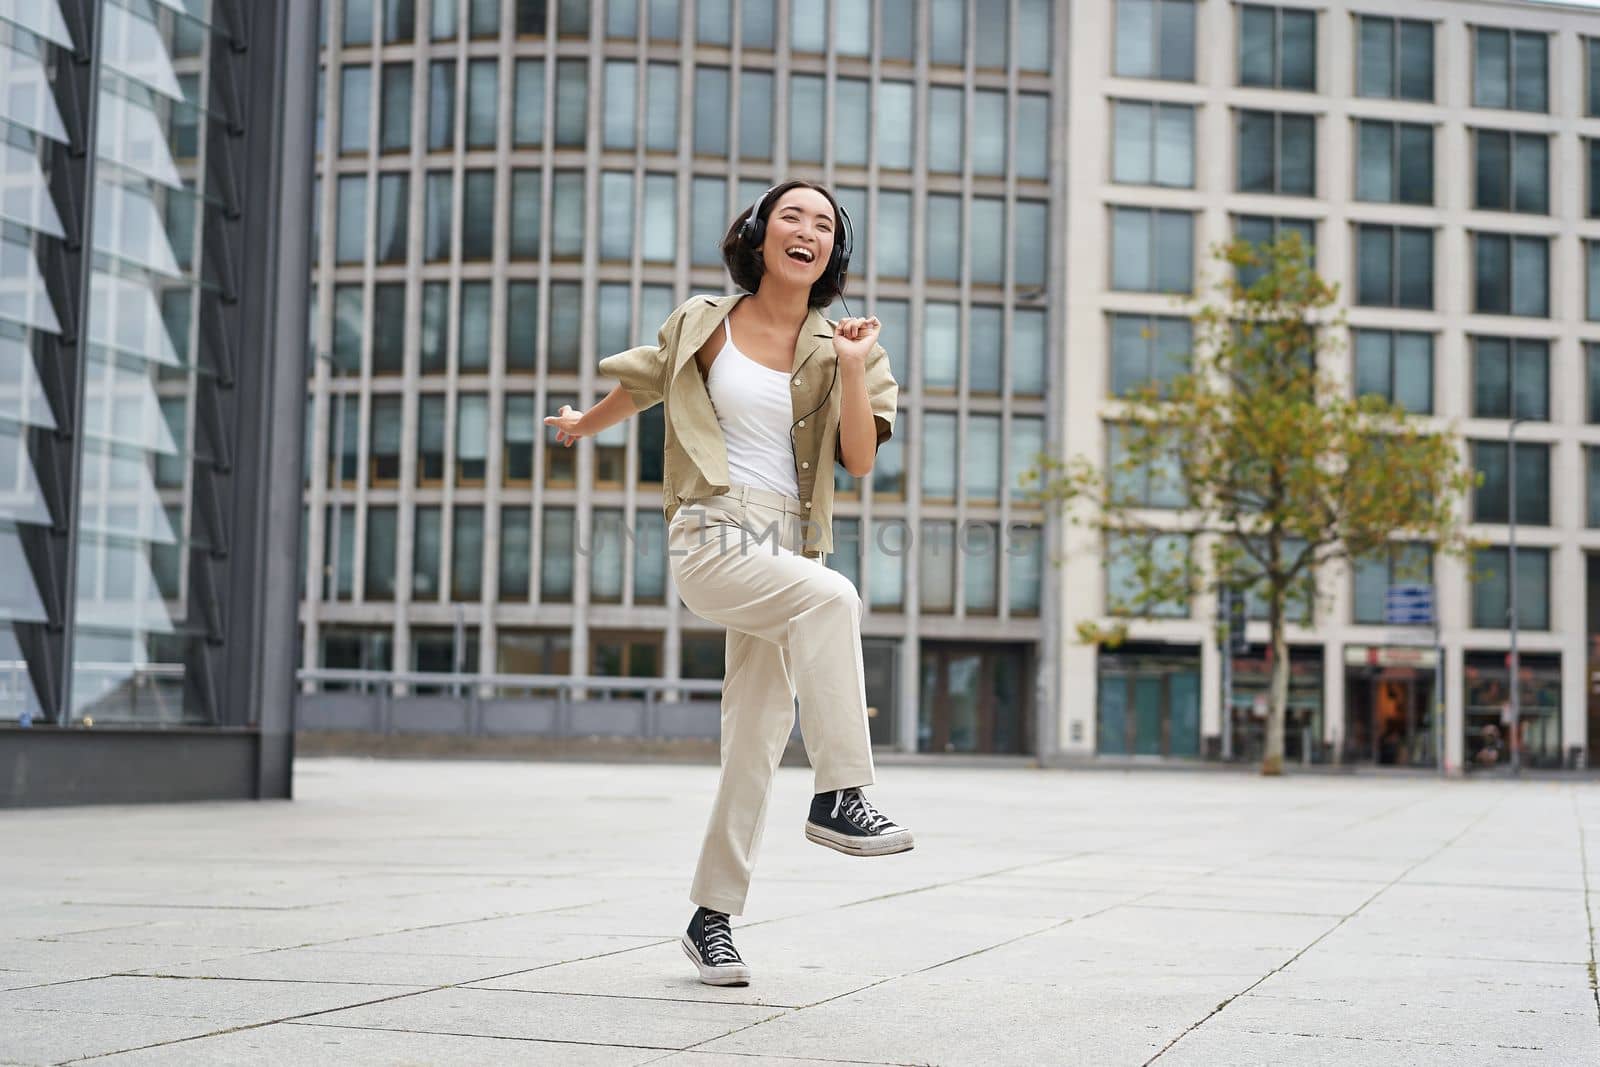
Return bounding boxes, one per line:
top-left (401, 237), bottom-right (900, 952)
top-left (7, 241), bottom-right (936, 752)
top-left (1507, 417), bottom-right (1524, 774)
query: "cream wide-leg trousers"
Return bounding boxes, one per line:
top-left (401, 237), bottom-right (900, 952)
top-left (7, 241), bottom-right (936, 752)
top-left (666, 482), bottom-right (878, 916)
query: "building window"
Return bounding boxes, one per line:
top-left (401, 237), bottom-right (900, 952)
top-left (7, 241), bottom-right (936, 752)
top-left (1106, 533), bottom-right (1190, 617)
top-left (1112, 100), bottom-right (1194, 188)
top-left (965, 414), bottom-right (1002, 502)
top-left (497, 629), bottom-right (571, 677)
top-left (1015, 201), bottom-right (1048, 289)
top-left (427, 59), bottom-right (455, 151)
top-left (1010, 416), bottom-right (1045, 505)
top-left (550, 172), bottom-right (584, 261)
top-left (458, 282), bottom-right (490, 372)
top-left (1109, 314), bottom-right (1191, 397)
top-left (430, 0), bottom-right (456, 38)
top-left (374, 173), bottom-right (408, 263)
top-left (383, 0), bottom-right (415, 42)
top-left (1473, 28), bottom-right (1547, 113)
top-left (1097, 646), bottom-right (1202, 757)
top-left (513, 58), bottom-right (544, 147)
top-left (419, 282), bottom-right (448, 373)
top-left (379, 63), bottom-right (411, 152)
top-left (499, 507), bottom-right (530, 602)
top-left (918, 521), bottom-right (956, 615)
top-left (694, 66), bottom-right (730, 156)
top-left (451, 506), bottom-right (483, 601)
top-left (589, 509), bottom-right (625, 604)
top-left (1589, 447), bottom-right (1600, 527)
top-left (540, 507), bottom-right (574, 602)
top-left (1352, 543), bottom-right (1432, 625)
top-left (422, 171), bottom-right (451, 262)
top-left (1012, 308), bottom-right (1047, 397)
top-left (645, 62), bottom-right (677, 152)
top-left (1234, 216), bottom-right (1314, 288)
top-left (1589, 344), bottom-right (1600, 424)
top-left (926, 194), bottom-right (961, 283)
top-left (603, 60), bottom-right (636, 150)
top-left (1470, 546), bottom-right (1549, 630)
top-left (464, 59), bottom-right (498, 150)
top-left (1355, 224), bottom-right (1433, 309)
top-left (339, 66), bottom-right (372, 155)
top-left (417, 395), bottom-right (445, 487)
top-left (343, 0), bottom-right (374, 45)
top-left (1475, 130), bottom-right (1548, 214)
top-left (867, 519), bottom-right (906, 613)
top-left (469, 0), bottom-right (499, 36)
top-left (634, 509), bottom-right (666, 604)
top-left (413, 505), bottom-right (441, 599)
top-left (455, 395), bottom-right (488, 486)
top-left (922, 412), bottom-right (957, 501)
top-left (1589, 241), bottom-right (1600, 322)
top-left (876, 81), bottom-right (914, 171)
top-left (1352, 330), bottom-right (1432, 414)
top-left (1357, 16), bottom-right (1433, 101)
top-left (1239, 5), bottom-right (1316, 91)
top-left (837, 77), bottom-right (873, 169)
top-left (545, 391), bottom-right (577, 486)
top-left (328, 395), bottom-right (359, 487)
top-left (1473, 233), bottom-right (1548, 318)
top-left (1471, 440), bottom-right (1549, 526)
top-left (1111, 208), bottom-right (1193, 294)
top-left (738, 70), bottom-right (773, 160)
top-left (593, 417), bottom-right (625, 487)
top-left (1472, 337), bottom-right (1548, 421)
top-left (1355, 120), bottom-right (1433, 205)
top-left (873, 435), bottom-right (905, 499)
top-left (369, 396), bottom-right (402, 487)
top-left (1008, 524), bottom-right (1043, 617)
top-left (1106, 424), bottom-right (1185, 508)
top-left (331, 285), bottom-right (364, 373)
top-left (372, 284), bottom-right (405, 375)
top-left (927, 86), bottom-right (963, 174)
top-left (335, 175), bottom-right (366, 263)
top-left (1237, 110), bottom-right (1315, 196)
top-left (509, 170), bottom-right (540, 260)
top-left (972, 89), bottom-right (1007, 177)
top-left (1114, 0), bottom-right (1196, 82)
top-left (462, 171), bottom-right (495, 261)
top-left (554, 58), bottom-right (587, 147)
top-left (504, 395), bottom-right (534, 486)
top-left (365, 507), bottom-right (397, 601)
top-left (642, 173), bottom-right (676, 263)
top-left (1590, 38), bottom-right (1600, 117)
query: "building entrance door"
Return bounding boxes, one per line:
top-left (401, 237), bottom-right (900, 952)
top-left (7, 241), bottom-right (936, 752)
top-left (1344, 668), bottom-right (1435, 766)
top-left (917, 642), bottom-right (1031, 754)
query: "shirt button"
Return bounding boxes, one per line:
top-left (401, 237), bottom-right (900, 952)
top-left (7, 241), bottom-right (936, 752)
top-left (805, 501), bottom-right (812, 508)
top-left (797, 419), bottom-right (805, 427)
top-left (801, 461), bottom-right (810, 469)
top-left (794, 378), bottom-right (803, 387)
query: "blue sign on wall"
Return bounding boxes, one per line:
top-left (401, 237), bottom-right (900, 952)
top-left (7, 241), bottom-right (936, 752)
top-left (1384, 583), bottom-right (1435, 626)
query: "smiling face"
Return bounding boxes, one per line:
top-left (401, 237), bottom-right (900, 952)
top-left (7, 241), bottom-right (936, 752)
top-left (759, 187), bottom-right (837, 289)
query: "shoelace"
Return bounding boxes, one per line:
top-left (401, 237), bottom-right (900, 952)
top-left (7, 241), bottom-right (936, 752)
top-left (701, 912), bottom-right (741, 965)
top-left (831, 788), bottom-right (895, 834)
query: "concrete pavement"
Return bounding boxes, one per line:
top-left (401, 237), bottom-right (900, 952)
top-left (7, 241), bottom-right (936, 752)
top-left (3, 757), bottom-right (1599, 1065)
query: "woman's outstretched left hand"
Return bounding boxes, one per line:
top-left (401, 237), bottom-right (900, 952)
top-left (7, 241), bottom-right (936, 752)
top-left (831, 316), bottom-right (879, 365)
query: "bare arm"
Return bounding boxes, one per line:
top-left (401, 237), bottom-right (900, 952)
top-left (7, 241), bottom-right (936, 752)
top-left (544, 382), bottom-right (639, 447)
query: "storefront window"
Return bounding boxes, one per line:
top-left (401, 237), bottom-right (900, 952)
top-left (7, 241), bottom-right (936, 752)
top-left (1097, 644), bottom-right (1201, 757)
top-left (1463, 651), bottom-right (1562, 770)
top-left (1228, 644), bottom-right (1325, 763)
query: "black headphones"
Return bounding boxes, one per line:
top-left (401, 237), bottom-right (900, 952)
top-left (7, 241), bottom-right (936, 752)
top-left (739, 183), bottom-right (854, 312)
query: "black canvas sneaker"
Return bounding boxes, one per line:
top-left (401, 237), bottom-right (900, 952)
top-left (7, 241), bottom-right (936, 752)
top-left (681, 906), bottom-right (751, 986)
top-left (805, 787), bottom-right (915, 857)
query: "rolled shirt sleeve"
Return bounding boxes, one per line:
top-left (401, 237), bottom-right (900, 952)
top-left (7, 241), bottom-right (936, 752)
top-left (596, 302), bottom-right (688, 412)
top-left (837, 340), bottom-right (898, 465)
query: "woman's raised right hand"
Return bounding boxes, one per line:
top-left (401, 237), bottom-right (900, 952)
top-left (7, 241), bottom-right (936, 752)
top-left (543, 404), bottom-right (588, 447)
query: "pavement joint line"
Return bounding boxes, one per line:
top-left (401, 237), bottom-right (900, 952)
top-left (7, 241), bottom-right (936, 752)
top-left (1570, 788), bottom-right (1600, 1038)
top-left (285, 1019), bottom-right (708, 1053)
top-left (1218, 1025), bottom-right (1535, 1051)
top-left (1142, 791), bottom-right (1509, 1066)
top-left (47, 938), bottom-right (720, 1065)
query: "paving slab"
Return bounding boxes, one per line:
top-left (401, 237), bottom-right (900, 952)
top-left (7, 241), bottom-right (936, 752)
top-left (0, 757), bottom-right (1596, 1067)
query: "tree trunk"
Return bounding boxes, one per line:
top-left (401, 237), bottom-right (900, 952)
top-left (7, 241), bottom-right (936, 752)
top-left (1262, 612), bottom-right (1288, 776)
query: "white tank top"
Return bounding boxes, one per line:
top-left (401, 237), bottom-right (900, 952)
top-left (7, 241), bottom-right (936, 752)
top-left (704, 315), bottom-right (801, 500)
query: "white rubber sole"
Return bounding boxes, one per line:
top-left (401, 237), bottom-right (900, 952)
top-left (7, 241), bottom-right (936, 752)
top-left (804, 821), bottom-right (916, 857)
top-left (681, 933), bottom-right (751, 986)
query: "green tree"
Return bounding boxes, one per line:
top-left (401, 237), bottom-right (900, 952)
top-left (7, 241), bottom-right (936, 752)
top-left (1026, 233), bottom-right (1479, 775)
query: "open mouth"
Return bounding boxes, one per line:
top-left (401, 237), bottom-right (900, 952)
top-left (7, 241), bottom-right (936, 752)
top-left (785, 247), bottom-right (814, 264)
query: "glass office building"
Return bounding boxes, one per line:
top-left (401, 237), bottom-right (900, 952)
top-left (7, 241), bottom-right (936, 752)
top-left (305, 0), bottom-right (1065, 754)
top-left (0, 0), bottom-right (317, 805)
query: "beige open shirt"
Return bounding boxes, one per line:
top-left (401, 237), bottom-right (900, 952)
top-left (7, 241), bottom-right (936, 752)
top-left (597, 292), bottom-right (899, 559)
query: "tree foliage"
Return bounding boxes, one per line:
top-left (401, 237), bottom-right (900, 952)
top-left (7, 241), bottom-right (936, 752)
top-left (1024, 233), bottom-right (1480, 774)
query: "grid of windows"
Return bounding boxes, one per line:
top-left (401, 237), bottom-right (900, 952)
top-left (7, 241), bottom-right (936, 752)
top-left (310, 0), bottom-right (1057, 682)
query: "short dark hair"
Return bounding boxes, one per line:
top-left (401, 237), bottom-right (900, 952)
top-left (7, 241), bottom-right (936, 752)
top-left (720, 179), bottom-right (846, 310)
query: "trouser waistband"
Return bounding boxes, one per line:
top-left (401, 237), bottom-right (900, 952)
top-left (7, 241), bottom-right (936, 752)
top-left (691, 482), bottom-right (807, 516)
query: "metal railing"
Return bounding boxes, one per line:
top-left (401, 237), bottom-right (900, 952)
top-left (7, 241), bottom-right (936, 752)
top-left (295, 668), bottom-right (739, 740)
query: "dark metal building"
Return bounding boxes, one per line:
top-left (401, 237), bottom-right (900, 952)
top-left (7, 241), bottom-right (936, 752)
top-left (0, 0), bottom-right (318, 806)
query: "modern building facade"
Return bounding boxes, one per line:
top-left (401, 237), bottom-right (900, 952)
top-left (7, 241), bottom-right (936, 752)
top-left (304, 0), bottom-right (1064, 755)
top-left (0, 0), bottom-right (317, 805)
top-left (305, 0), bottom-right (1600, 773)
top-left (1060, 0), bottom-right (1600, 772)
